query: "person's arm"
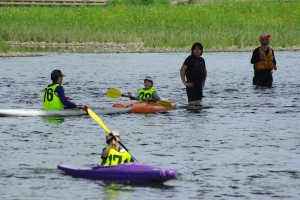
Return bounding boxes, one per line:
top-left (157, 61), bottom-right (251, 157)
top-left (180, 64), bottom-right (188, 86)
top-left (102, 137), bottom-right (119, 158)
top-left (101, 144), bottom-right (112, 159)
top-left (55, 86), bottom-right (80, 109)
top-left (128, 90), bottom-right (140, 100)
top-left (127, 93), bottom-right (136, 100)
top-left (272, 49), bottom-right (277, 70)
top-left (250, 48), bottom-right (260, 64)
top-left (151, 91), bottom-right (160, 101)
top-left (202, 68), bottom-right (207, 88)
top-left (131, 156), bottom-right (137, 162)
top-left (180, 65), bottom-right (193, 87)
top-left (201, 58), bottom-right (207, 87)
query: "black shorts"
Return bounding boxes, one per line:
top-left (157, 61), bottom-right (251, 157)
top-left (186, 81), bottom-right (203, 102)
top-left (253, 70), bottom-right (273, 87)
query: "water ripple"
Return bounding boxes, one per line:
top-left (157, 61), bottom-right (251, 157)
top-left (0, 52), bottom-right (299, 199)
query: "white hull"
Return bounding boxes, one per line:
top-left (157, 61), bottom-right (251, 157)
top-left (0, 107), bottom-right (132, 117)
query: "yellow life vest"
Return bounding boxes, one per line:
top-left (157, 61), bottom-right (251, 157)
top-left (137, 87), bottom-right (156, 101)
top-left (102, 146), bottom-right (132, 166)
top-left (42, 83), bottom-right (64, 110)
top-left (254, 47), bottom-right (274, 70)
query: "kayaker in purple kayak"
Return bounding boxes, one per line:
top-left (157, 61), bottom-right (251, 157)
top-left (101, 130), bottom-right (137, 166)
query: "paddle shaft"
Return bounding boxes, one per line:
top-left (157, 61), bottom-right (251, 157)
top-left (109, 133), bottom-right (129, 152)
top-left (122, 94), bottom-right (156, 103)
top-left (123, 94), bottom-right (140, 100)
top-left (109, 133), bottom-right (136, 161)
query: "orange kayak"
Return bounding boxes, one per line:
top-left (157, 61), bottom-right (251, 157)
top-left (113, 100), bottom-right (177, 113)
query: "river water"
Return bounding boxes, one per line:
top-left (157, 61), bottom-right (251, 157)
top-left (1, 51), bottom-right (299, 200)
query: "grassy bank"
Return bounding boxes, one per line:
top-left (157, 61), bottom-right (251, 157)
top-left (1, 0), bottom-right (300, 53)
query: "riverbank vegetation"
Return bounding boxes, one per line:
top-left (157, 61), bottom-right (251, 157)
top-left (0, 0), bottom-right (300, 53)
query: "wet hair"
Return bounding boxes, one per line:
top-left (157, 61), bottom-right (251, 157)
top-left (191, 42), bottom-right (204, 56)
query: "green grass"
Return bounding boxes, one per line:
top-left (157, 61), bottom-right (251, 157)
top-left (0, 0), bottom-right (300, 51)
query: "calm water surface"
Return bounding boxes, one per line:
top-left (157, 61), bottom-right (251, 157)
top-left (1, 52), bottom-right (299, 200)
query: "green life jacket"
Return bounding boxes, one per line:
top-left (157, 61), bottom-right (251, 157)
top-left (42, 83), bottom-right (64, 110)
top-left (101, 146), bottom-right (132, 166)
top-left (137, 87), bottom-right (156, 102)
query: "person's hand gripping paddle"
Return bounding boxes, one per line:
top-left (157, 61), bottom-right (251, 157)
top-left (83, 106), bottom-right (138, 162)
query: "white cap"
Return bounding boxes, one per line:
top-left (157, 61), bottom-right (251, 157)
top-left (144, 76), bottom-right (153, 82)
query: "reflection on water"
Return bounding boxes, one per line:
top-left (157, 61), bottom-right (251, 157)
top-left (98, 181), bottom-right (176, 200)
top-left (102, 183), bottom-right (135, 200)
top-left (100, 180), bottom-right (174, 189)
top-left (185, 105), bottom-right (203, 113)
top-left (1, 52), bottom-right (299, 200)
top-left (42, 116), bottom-right (65, 124)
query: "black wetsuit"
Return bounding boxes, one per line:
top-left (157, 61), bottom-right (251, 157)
top-left (183, 55), bottom-right (207, 101)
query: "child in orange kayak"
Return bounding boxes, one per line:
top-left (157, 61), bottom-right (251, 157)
top-left (127, 76), bottom-right (161, 102)
top-left (101, 130), bottom-right (136, 166)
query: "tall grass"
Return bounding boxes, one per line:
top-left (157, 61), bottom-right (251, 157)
top-left (0, 0), bottom-right (300, 50)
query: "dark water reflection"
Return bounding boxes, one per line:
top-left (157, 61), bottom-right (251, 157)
top-left (1, 52), bottom-right (300, 199)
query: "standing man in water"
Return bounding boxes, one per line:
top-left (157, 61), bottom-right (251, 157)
top-left (42, 69), bottom-right (82, 110)
top-left (180, 42), bottom-right (207, 106)
top-left (250, 34), bottom-right (277, 87)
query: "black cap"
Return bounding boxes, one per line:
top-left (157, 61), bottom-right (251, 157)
top-left (51, 70), bottom-right (65, 80)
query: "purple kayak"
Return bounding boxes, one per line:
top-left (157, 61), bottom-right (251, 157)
top-left (57, 163), bottom-right (178, 183)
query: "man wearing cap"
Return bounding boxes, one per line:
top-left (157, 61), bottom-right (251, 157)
top-left (127, 76), bottom-right (161, 102)
top-left (101, 130), bottom-right (136, 166)
top-left (42, 70), bottom-right (82, 110)
top-left (250, 34), bottom-right (277, 87)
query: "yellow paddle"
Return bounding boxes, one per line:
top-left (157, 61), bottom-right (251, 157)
top-left (84, 106), bottom-right (110, 133)
top-left (106, 88), bottom-right (173, 109)
top-left (83, 106), bottom-right (137, 162)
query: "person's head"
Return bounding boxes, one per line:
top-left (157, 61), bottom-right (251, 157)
top-left (144, 76), bottom-right (153, 89)
top-left (51, 69), bottom-right (65, 84)
top-left (191, 42), bottom-right (203, 57)
top-left (259, 34), bottom-right (271, 46)
top-left (106, 130), bottom-right (120, 145)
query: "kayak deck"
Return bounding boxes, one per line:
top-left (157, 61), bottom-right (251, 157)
top-left (113, 100), bottom-right (176, 113)
top-left (0, 107), bottom-right (132, 117)
top-left (57, 163), bottom-right (178, 183)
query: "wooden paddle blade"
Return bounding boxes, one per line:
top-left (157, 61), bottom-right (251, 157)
top-left (156, 100), bottom-right (173, 109)
top-left (86, 108), bottom-right (111, 134)
top-left (106, 88), bottom-right (122, 98)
